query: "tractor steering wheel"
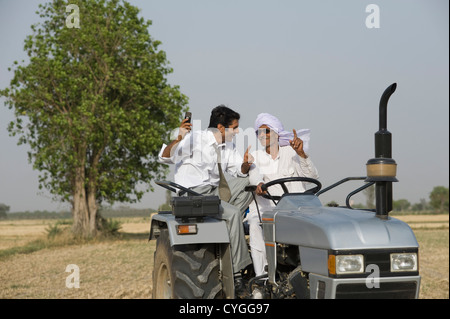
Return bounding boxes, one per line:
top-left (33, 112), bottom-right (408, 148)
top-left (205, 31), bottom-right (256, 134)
top-left (260, 177), bottom-right (322, 202)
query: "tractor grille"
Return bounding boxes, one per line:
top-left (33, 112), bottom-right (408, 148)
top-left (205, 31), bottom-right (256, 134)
top-left (335, 282), bottom-right (418, 299)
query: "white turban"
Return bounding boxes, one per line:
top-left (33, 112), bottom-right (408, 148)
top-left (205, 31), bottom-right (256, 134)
top-left (254, 113), bottom-right (311, 152)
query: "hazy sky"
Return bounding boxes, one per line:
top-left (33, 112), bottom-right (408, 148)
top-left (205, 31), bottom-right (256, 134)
top-left (0, 0), bottom-right (448, 212)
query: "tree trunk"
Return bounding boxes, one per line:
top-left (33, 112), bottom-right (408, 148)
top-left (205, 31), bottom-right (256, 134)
top-left (70, 137), bottom-right (105, 238)
top-left (72, 165), bottom-right (90, 237)
top-left (87, 180), bottom-right (99, 236)
top-left (72, 164), bottom-right (99, 238)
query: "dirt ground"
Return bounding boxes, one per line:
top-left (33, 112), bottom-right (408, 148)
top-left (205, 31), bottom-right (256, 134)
top-left (0, 215), bottom-right (448, 299)
top-left (0, 218), bottom-right (153, 299)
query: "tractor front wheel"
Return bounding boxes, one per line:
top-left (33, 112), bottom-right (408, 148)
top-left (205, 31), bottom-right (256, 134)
top-left (152, 228), bottom-right (223, 299)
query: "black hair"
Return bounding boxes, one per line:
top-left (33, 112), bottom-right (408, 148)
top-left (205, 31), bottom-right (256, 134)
top-left (208, 105), bottom-right (240, 128)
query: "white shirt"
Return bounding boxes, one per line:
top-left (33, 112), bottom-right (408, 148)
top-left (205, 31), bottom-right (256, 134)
top-left (249, 146), bottom-right (319, 197)
top-left (158, 129), bottom-right (247, 188)
top-left (247, 145), bottom-right (320, 275)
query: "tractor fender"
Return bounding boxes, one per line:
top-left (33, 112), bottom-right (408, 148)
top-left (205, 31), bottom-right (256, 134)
top-left (149, 212), bottom-right (230, 246)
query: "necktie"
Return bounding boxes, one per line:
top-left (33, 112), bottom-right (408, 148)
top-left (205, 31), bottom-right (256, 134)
top-left (214, 144), bottom-right (232, 202)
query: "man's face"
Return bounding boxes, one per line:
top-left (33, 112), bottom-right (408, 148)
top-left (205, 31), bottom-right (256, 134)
top-left (257, 124), bottom-right (278, 147)
top-left (224, 119), bottom-right (239, 142)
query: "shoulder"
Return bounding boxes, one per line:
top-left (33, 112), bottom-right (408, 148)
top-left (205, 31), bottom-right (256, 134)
top-left (195, 129), bottom-right (213, 144)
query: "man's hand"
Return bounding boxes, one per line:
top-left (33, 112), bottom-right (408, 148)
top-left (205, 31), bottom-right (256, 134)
top-left (241, 146), bottom-right (254, 174)
top-left (178, 118), bottom-right (192, 141)
top-left (161, 118), bottom-right (192, 158)
top-left (289, 129), bottom-right (307, 159)
top-left (255, 182), bottom-right (267, 196)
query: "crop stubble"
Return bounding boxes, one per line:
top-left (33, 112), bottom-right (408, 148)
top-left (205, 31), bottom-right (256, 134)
top-left (0, 215), bottom-right (448, 299)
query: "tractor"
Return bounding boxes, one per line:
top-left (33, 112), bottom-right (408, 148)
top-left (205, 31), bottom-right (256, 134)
top-left (149, 83), bottom-right (420, 299)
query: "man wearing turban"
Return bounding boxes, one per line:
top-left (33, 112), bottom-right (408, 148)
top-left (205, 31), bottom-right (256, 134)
top-left (247, 113), bottom-right (320, 295)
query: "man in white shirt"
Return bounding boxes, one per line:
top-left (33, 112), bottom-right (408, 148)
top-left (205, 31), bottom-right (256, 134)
top-left (247, 113), bottom-right (320, 280)
top-left (158, 105), bottom-right (254, 288)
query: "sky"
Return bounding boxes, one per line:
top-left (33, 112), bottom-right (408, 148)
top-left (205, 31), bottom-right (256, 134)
top-left (0, 0), bottom-right (448, 212)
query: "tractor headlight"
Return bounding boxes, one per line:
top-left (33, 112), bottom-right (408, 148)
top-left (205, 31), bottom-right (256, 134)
top-left (335, 255), bottom-right (364, 274)
top-left (390, 253), bottom-right (418, 272)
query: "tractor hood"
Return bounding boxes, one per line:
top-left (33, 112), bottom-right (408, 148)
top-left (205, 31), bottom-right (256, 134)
top-left (265, 195), bottom-right (419, 250)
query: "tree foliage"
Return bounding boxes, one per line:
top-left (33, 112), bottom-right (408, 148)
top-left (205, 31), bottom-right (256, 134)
top-left (0, 203), bottom-right (10, 219)
top-left (429, 186), bottom-right (449, 213)
top-left (392, 199), bottom-right (411, 211)
top-left (1, 0), bottom-right (188, 236)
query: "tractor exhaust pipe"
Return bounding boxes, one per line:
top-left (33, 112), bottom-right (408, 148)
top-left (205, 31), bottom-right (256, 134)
top-left (366, 83), bottom-right (398, 219)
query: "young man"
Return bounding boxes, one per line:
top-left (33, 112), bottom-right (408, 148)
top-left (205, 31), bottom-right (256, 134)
top-left (158, 105), bottom-right (253, 290)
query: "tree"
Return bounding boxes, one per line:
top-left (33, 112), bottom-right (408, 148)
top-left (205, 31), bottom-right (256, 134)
top-left (1, 0), bottom-right (188, 237)
top-left (411, 198), bottom-right (429, 212)
top-left (158, 189), bottom-right (172, 211)
top-left (0, 203), bottom-right (10, 219)
top-left (363, 184), bottom-right (375, 210)
top-left (326, 201), bottom-right (339, 207)
top-left (429, 186), bottom-right (449, 213)
top-left (392, 199), bottom-right (411, 212)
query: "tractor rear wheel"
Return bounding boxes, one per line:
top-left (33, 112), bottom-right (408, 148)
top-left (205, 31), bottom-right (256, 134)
top-left (152, 228), bottom-right (223, 299)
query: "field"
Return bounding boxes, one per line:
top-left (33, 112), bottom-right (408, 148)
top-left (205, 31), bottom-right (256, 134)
top-left (0, 214), bottom-right (448, 299)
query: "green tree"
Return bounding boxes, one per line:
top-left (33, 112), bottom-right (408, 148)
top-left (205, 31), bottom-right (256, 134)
top-left (429, 186), bottom-right (449, 213)
top-left (0, 203), bottom-right (10, 219)
top-left (392, 199), bottom-right (411, 211)
top-left (411, 199), bottom-right (429, 212)
top-left (1, 0), bottom-right (188, 237)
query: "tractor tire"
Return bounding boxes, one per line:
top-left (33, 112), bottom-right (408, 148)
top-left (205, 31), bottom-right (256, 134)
top-left (152, 228), bottom-right (223, 299)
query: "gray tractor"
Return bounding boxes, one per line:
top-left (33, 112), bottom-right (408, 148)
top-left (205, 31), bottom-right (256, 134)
top-left (149, 83), bottom-right (421, 299)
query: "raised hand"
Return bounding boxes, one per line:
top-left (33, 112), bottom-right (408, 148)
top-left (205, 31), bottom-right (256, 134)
top-left (243, 145), bottom-right (254, 165)
top-left (177, 118), bottom-right (192, 141)
top-left (241, 146), bottom-right (254, 174)
top-left (289, 129), bottom-right (307, 158)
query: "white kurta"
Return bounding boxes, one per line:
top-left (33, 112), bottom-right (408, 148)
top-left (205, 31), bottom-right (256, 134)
top-left (247, 146), bottom-right (319, 276)
top-left (158, 129), bottom-right (247, 188)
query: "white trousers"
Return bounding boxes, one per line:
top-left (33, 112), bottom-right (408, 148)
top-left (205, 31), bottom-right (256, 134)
top-left (247, 198), bottom-right (273, 276)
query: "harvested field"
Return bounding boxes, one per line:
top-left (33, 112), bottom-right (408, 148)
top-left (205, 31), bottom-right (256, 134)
top-left (395, 214), bottom-right (449, 229)
top-left (0, 217), bottom-right (154, 299)
top-left (0, 220), bottom-right (53, 250)
top-left (0, 215), bottom-right (448, 299)
top-left (0, 239), bottom-right (154, 298)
